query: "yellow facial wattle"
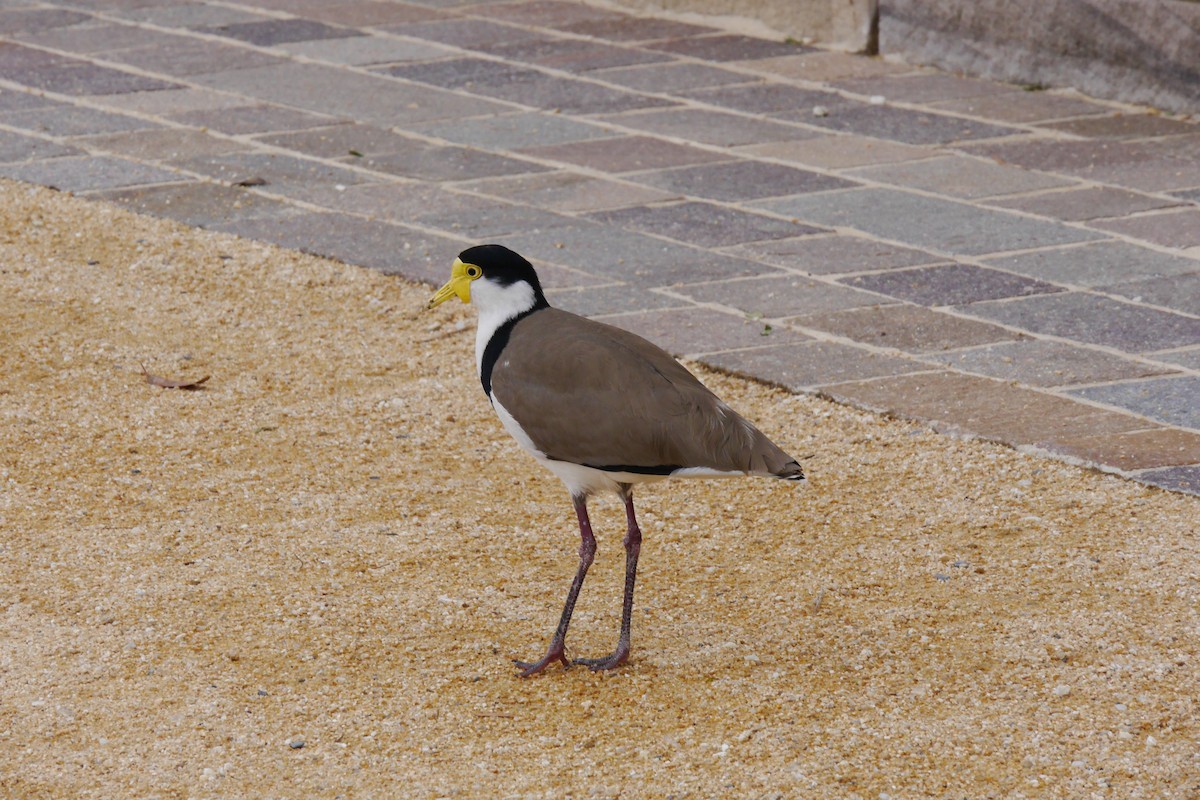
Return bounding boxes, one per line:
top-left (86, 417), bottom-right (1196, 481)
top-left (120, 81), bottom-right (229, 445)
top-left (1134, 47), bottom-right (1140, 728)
top-left (428, 258), bottom-right (481, 309)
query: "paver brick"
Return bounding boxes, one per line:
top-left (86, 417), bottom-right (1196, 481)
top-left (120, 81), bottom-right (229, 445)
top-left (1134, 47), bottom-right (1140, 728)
top-left (1104, 272), bottom-right (1200, 317)
top-left (520, 135), bottom-right (728, 173)
top-left (0, 155), bottom-right (179, 192)
top-left (591, 62), bottom-right (752, 92)
top-left (780, 103), bottom-right (1022, 145)
top-left (646, 33), bottom-right (812, 61)
top-left (759, 188), bottom-right (1101, 256)
top-left (631, 160), bottom-right (855, 202)
top-left (986, 186), bottom-right (1183, 221)
top-left (982, 241), bottom-right (1200, 287)
top-left (1039, 427), bottom-right (1200, 471)
top-left (589, 201), bottom-right (823, 247)
top-left (598, 107), bottom-right (814, 146)
top-left (840, 263), bottom-right (1063, 306)
top-left (792, 303), bottom-right (1022, 353)
top-left (924, 339), bottom-right (1177, 387)
top-left (674, 274), bottom-right (890, 318)
top-left (825, 371), bottom-right (1148, 443)
top-left (603, 306), bottom-right (808, 356)
top-left (1089, 208), bottom-right (1200, 250)
top-left (726, 235), bottom-right (944, 275)
top-left (960, 292), bottom-right (1200, 353)
top-left (1136, 464), bottom-right (1200, 493)
top-left (698, 341), bottom-right (927, 391)
top-left (457, 170), bottom-right (678, 213)
top-left (1070, 376), bottom-right (1200, 430)
top-left (846, 155), bottom-right (1076, 200)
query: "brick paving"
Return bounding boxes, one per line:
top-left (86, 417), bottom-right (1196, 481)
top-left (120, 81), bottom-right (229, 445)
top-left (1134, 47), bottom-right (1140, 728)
top-left (1, 0), bottom-right (1198, 495)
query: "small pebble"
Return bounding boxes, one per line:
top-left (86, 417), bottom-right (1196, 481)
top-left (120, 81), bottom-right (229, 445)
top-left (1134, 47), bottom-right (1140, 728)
top-left (869, 94), bottom-right (886, 104)
top-left (289, 739), bottom-right (305, 749)
top-left (935, 574), bottom-right (951, 582)
top-left (1053, 685), bottom-right (1071, 697)
top-left (812, 105), bottom-right (829, 117)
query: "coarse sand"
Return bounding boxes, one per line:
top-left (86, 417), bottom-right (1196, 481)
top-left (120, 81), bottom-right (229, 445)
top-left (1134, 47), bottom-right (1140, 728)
top-left (1, 179), bottom-right (1198, 799)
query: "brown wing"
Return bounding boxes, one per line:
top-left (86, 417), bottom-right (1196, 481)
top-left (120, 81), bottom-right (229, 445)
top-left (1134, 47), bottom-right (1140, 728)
top-left (490, 309), bottom-right (801, 477)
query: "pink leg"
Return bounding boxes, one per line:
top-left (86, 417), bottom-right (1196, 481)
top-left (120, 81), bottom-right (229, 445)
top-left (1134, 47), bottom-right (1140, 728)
top-left (574, 487), bottom-right (641, 671)
top-left (514, 495), bottom-right (596, 677)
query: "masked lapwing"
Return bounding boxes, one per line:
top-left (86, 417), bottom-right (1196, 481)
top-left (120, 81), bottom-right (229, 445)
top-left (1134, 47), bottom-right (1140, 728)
top-left (428, 244), bottom-right (805, 676)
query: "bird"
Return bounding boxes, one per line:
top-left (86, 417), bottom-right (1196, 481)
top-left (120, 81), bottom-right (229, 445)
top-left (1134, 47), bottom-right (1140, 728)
top-left (428, 244), bottom-right (805, 676)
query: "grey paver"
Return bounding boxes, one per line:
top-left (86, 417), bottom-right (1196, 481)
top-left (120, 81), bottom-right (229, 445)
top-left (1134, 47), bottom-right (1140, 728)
top-left (168, 105), bottom-right (343, 135)
top-left (1154, 347), bottom-right (1200, 370)
top-left (1135, 465), bottom-right (1200, 494)
top-left (631, 160), bottom-right (855, 202)
top-left (959, 292), bottom-right (1200, 353)
top-left (758, 188), bottom-right (1102, 256)
top-left (779, 103), bottom-right (1022, 145)
top-left (673, 274), bottom-right (890, 318)
top-left (520, 135), bottom-right (729, 173)
top-left (986, 186), bottom-right (1184, 221)
top-left (680, 83), bottom-right (843, 114)
top-left (78, 128), bottom-right (252, 160)
top-left (547, 284), bottom-right (689, 316)
top-left (589, 201), bottom-right (824, 247)
top-left (172, 152), bottom-right (371, 195)
top-left (457, 170), bottom-right (678, 213)
top-left (602, 306), bottom-right (808, 356)
top-left (1071, 376), bottom-right (1200, 430)
top-left (107, 39), bottom-right (285, 77)
top-left (6, 59), bottom-right (181, 95)
top-left (699, 341), bottom-right (929, 391)
top-left (740, 135), bottom-right (931, 170)
top-left (496, 223), bottom-right (773, 285)
top-left (982, 242), bottom-right (1200, 287)
top-left (0, 130), bottom-right (81, 163)
top-left (923, 339), bottom-right (1178, 387)
top-left (833, 73), bottom-right (1021, 103)
top-left (92, 181), bottom-right (301, 227)
top-left (597, 107), bottom-right (816, 147)
top-left (1089, 208), bottom-right (1200, 250)
top-left (414, 112), bottom-right (615, 151)
top-left (6, 105), bottom-right (160, 136)
top-left (0, 155), bottom-right (179, 192)
top-left (792, 303), bottom-right (1022, 353)
top-left (202, 18), bottom-right (357, 46)
top-left (209, 211), bottom-right (467, 277)
top-left (646, 33), bottom-right (812, 61)
top-left (352, 144), bottom-right (549, 182)
top-left (191, 62), bottom-right (512, 125)
top-left (412, 201), bottom-right (578, 240)
top-left (929, 90), bottom-right (1112, 123)
top-left (466, 71), bottom-right (676, 115)
top-left (592, 62), bottom-right (754, 92)
top-left (479, 36), bottom-right (673, 72)
top-left (840, 263), bottom-right (1063, 306)
top-left (846, 155), bottom-right (1076, 200)
top-left (726, 235), bottom-right (945, 276)
top-left (1039, 114), bottom-right (1199, 139)
top-left (1104, 272), bottom-right (1200, 317)
top-left (561, 16), bottom-right (715, 42)
top-left (278, 35), bottom-right (452, 65)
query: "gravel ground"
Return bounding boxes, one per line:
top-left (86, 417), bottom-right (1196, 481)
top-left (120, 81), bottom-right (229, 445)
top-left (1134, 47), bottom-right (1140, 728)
top-left (1, 180), bottom-right (1198, 799)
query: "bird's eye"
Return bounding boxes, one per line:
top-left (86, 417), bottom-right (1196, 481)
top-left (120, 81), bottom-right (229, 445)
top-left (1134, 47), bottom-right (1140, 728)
top-left (465, 264), bottom-right (482, 279)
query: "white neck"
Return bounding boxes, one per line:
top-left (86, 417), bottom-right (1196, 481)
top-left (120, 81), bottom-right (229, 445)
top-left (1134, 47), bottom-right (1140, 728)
top-left (472, 279), bottom-right (539, 377)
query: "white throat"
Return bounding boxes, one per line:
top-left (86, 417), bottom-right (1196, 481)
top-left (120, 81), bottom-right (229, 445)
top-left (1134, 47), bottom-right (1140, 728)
top-left (471, 278), bottom-right (539, 377)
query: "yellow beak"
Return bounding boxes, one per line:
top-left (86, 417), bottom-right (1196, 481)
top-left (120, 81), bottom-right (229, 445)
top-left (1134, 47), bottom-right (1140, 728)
top-left (428, 258), bottom-right (473, 309)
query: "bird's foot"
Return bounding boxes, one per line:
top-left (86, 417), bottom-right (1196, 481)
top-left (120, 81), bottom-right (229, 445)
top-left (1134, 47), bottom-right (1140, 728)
top-left (513, 644), bottom-right (570, 678)
top-left (572, 645), bottom-right (629, 672)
